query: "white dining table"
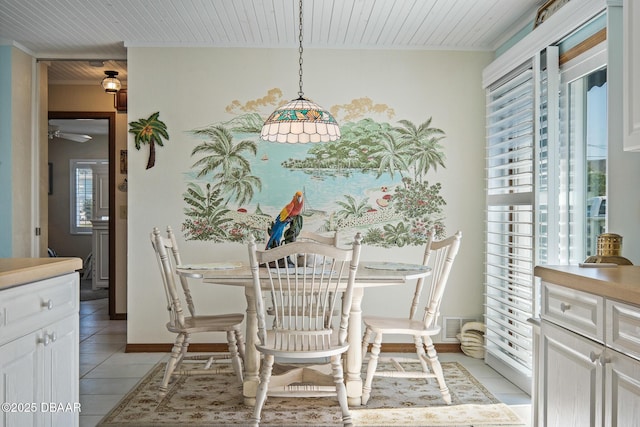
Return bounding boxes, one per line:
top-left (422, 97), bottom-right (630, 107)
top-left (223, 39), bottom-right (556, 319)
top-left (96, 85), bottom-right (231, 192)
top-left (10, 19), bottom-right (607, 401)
top-left (178, 261), bottom-right (431, 406)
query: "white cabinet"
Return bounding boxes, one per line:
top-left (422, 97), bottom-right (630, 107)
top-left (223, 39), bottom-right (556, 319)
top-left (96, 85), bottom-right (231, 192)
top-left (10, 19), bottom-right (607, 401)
top-left (0, 272), bottom-right (79, 427)
top-left (606, 299), bottom-right (640, 356)
top-left (90, 163), bottom-right (109, 290)
top-left (91, 219), bottom-right (109, 290)
top-left (540, 320), bottom-right (603, 427)
top-left (605, 350), bottom-right (640, 427)
top-left (537, 280), bottom-right (640, 427)
top-left (92, 164), bottom-right (109, 220)
top-left (0, 329), bottom-right (39, 426)
top-left (42, 314), bottom-right (79, 427)
top-left (541, 282), bottom-right (604, 341)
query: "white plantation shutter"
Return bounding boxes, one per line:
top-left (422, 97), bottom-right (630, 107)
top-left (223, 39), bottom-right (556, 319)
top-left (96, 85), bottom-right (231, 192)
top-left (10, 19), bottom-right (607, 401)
top-left (484, 61), bottom-right (535, 392)
top-left (70, 159), bottom-right (107, 234)
top-left (537, 47), bottom-right (561, 269)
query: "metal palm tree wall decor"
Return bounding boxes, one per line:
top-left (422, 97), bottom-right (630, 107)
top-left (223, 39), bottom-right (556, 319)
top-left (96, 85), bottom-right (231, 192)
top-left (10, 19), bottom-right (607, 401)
top-left (129, 112), bottom-right (170, 169)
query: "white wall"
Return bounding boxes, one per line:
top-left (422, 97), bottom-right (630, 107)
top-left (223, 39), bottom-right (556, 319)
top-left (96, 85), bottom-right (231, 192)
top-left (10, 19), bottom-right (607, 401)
top-left (10, 48), bottom-right (35, 257)
top-left (127, 47), bottom-right (492, 344)
top-left (607, 5), bottom-right (640, 263)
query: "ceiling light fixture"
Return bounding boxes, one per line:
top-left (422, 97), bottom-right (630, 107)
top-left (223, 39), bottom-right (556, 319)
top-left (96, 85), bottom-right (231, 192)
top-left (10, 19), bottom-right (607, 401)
top-left (101, 70), bottom-right (121, 94)
top-left (260, 0), bottom-right (340, 143)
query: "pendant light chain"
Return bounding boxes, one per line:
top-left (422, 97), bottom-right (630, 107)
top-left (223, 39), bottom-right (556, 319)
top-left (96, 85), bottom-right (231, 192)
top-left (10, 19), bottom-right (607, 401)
top-left (298, 0), bottom-right (304, 98)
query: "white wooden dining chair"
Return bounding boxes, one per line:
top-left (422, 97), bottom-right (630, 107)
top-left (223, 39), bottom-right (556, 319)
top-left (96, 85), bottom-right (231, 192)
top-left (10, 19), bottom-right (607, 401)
top-left (265, 229), bottom-right (339, 322)
top-left (263, 229), bottom-right (338, 252)
top-left (361, 230), bottom-right (462, 405)
top-left (247, 232), bottom-right (362, 427)
top-left (296, 229), bottom-right (339, 246)
top-left (150, 226), bottom-right (245, 399)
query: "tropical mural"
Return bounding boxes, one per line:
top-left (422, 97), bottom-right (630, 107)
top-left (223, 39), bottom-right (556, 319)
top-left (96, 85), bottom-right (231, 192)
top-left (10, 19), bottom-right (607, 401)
top-left (181, 95), bottom-right (448, 248)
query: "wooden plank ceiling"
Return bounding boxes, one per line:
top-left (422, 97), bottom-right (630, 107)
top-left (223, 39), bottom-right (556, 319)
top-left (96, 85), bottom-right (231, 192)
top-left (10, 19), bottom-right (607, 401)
top-left (0, 0), bottom-right (541, 83)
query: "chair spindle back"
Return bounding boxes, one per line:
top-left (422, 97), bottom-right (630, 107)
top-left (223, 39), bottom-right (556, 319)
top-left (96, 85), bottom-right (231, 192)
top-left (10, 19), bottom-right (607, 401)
top-left (420, 231), bottom-right (462, 328)
top-left (248, 233), bottom-right (362, 353)
top-left (151, 227), bottom-right (187, 330)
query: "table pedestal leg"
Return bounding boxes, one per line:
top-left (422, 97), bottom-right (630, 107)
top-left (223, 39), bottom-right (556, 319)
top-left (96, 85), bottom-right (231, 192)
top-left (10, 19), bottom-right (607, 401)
top-left (345, 287), bottom-right (364, 406)
top-left (242, 287), bottom-right (259, 406)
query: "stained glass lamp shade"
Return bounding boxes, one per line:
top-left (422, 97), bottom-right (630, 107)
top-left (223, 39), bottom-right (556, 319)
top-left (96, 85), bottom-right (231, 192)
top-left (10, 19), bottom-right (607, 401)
top-left (260, 97), bottom-right (340, 143)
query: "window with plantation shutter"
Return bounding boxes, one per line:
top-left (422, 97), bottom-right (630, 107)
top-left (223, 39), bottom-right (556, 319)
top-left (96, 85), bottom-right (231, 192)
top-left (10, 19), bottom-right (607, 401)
top-left (482, 4), bottom-right (608, 396)
top-left (484, 61), bottom-right (535, 393)
top-left (70, 159), bottom-right (108, 234)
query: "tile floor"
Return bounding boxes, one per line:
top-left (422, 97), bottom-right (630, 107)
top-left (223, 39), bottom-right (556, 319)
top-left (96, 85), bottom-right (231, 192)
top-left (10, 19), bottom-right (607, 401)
top-left (79, 298), bottom-right (532, 427)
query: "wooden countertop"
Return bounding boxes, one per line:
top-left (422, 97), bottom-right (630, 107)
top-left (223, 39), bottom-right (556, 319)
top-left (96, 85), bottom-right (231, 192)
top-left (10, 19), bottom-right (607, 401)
top-left (534, 265), bottom-right (640, 305)
top-left (0, 258), bottom-right (83, 290)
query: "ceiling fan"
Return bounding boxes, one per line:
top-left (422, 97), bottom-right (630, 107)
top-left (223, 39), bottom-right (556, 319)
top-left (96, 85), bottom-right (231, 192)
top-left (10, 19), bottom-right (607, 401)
top-left (48, 125), bottom-right (92, 143)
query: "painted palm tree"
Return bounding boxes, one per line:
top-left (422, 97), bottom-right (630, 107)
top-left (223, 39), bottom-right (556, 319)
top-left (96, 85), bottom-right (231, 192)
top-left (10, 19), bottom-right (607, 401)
top-left (213, 167), bottom-right (262, 206)
top-left (191, 125), bottom-right (257, 179)
top-left (395, 118), bottom-right (446, 181)
top-left (128, 112), bottom-right (169, 169)
top-left (372, 131), bottom-right (411, 181)
top-left (335, 194), bottom-right (369, 221)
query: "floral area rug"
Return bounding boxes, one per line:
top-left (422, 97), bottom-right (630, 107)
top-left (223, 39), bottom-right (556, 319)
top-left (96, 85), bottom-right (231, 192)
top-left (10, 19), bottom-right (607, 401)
top-left (98, 361), bottom-right (524, 426)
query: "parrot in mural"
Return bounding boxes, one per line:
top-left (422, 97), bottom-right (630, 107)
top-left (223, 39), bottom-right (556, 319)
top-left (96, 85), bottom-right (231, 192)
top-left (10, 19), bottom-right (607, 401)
top-left (266, 191), bottom-right (304, 250)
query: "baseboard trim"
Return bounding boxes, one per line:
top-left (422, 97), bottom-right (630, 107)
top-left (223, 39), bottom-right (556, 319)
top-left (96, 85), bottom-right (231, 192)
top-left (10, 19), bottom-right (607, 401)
top-left (126, 343), bottom-right (232, 353)
top-left (373, 342), bottom-right (462, 353)
top-left (125, 342), bottom-right (461, 353)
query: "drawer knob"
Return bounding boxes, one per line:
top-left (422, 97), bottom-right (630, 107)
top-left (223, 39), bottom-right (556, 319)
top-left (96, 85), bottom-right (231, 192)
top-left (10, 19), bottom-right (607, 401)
top-left (589, 351), bottom-right (609, 365)
top-left (48, 332), bottom-right (57, 343)
top-left (38, 334), bottom-right (50, 347)
top-left (41, 299), bottom-right (53, 310)
top-left (560, 302), bottom-right (571, 313)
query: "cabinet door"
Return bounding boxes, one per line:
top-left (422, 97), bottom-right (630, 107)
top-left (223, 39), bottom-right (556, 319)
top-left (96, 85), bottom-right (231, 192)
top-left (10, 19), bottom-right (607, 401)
top-left (540, 321), bottom-right (604, 427)
top-left (94, 226), bottom-right (109, 288)
top-left (42, 314), bottom-right (79, 427)
top-left (92, 164), bottom-right (109, 219)
top-left (0, 333), bottom-right (41, 427)
top-left (605, 350), bottom-right (640, 427)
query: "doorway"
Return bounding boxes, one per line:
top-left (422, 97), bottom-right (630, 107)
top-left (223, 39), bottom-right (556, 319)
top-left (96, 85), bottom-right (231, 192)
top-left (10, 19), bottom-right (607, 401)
top-left (48, 111), bottom-right (117, 317)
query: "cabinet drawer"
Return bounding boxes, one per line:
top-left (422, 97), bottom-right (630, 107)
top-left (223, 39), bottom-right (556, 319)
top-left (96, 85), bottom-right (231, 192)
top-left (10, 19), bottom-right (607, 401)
top-left (607, 299), bottom-right (640, 361)
top-left (541, 281), bottom-right (604, 342)
top-left (0, 273), bottom-right (78, 346)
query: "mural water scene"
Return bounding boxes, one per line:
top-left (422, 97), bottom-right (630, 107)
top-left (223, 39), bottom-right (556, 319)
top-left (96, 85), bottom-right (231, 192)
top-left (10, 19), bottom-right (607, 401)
top-left (181, 104), bottom-right (448, 248)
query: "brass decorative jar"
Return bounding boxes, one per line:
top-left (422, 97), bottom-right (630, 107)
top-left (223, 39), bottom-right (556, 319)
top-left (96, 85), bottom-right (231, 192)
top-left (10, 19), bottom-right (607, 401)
top-left (584, 233), bottom-right (633, 265)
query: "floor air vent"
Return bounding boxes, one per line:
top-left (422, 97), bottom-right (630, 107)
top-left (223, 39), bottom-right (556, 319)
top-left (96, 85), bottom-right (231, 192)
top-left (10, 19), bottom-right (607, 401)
top-left (441, 317), bottom-right (479, 342)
